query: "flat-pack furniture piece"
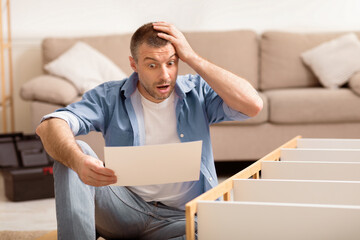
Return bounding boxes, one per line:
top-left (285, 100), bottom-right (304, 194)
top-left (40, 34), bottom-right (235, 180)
top-left (197, 201), bottom-right (360, 240)
top-left (233, 179), bottom-right (360, 205)
top-left (185, 136), bottom-right (360, 240)
top-left (281, 148), bottom-right (360, 162)
top-left (261, 161), bottom-right (360, 181)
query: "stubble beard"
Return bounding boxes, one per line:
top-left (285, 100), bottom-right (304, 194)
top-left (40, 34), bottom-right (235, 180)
top-left (140, 80), bottom-right (175, 101)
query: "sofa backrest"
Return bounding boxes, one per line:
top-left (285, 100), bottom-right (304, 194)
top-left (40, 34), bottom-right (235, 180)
top-left (42, 30), bottom-right (259, 89)
top-left (182, 31), bottom-right (259, 89)
top-left (260, 31), bottom-right (360, 90)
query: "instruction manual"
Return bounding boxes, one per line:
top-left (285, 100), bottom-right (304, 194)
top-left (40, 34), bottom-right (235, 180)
top-left (104, 141), bottom-right (202, 186)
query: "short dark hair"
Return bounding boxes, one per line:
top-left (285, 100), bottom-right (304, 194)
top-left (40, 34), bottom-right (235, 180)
top-left (130, 22), bottom-right (169, 62)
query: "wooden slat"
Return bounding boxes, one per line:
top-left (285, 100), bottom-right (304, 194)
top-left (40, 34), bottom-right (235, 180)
top-left (4, 95), bottom-right (11, 101)
top-left (7, 0), bottom-right (14, 132)
top-left (35, 230), bottom-right (57, 240)
top-left (223, 191), bottom-right (231, 201)
top-left (185, 135), bottom-right (301, 240)
top-left (2, 42), bottom-right (11, 49)
top-left (0, 0), bottom-right (14, 133)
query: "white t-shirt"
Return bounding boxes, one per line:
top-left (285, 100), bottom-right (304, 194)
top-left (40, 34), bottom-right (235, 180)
top-left (128, 90), bottom-right (200, 210)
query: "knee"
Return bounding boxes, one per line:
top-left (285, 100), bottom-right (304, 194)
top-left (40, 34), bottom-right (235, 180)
top-left (52, 141), bottom-right (98, 185)
top-left (53, 158), bottom-right (88, 190)
top-left (76, 140), bottom-right (98, 159)
top-left (53, 160), bottom-right (77, 179)
top-left (53, 160), bottom-right (66, 174)
top-left (53, 160), bottom-right (76, 184)
top-left (53, 141), bottom-right (97, 177)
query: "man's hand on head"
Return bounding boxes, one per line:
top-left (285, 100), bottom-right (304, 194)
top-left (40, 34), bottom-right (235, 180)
top-left (152, 22), bottom-right (263, 117)
top-left (153, 22), bottom-right (198, 64)
top-left (75, 154), bottom-right (117, 187)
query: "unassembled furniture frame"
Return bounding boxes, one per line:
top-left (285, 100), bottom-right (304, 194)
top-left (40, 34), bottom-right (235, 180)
top-left (186, 135), bottom-right (360, 239)
top-left (185, 135), bottom-right (301, 240)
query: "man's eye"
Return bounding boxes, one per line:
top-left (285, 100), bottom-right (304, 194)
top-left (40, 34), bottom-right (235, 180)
top-left (148, 64), bottom-right (156, 68)
top-left (168, 61), bottom-right (175, 66)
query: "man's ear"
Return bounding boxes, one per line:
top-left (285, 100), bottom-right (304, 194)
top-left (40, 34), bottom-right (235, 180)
top-left (129, 56), bottom-right (138, 72)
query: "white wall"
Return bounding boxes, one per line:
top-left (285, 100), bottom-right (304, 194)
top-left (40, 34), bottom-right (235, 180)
top-left (11, 0), bottom-right (360, 38)
top-left (4, 0), bottom-right (360, 133)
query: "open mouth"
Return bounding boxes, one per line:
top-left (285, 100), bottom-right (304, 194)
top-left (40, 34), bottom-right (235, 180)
top-left (157, 85), bottom-right (170, 91)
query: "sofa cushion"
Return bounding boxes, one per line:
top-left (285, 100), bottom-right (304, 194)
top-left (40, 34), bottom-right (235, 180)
top-left (265, 88), bottom-right (360, 124)
top-left (42, 34), bottom-right (134, 76)
top-left (349, 71), bottom-right (360, 96)
top-left (301, 33), bottom-right (360, 88)
top-left (43, 31), bottom-right (259, 89)
top-left (44, 41), bottom-right (127, 94)
top-left (260, 31), bottom-right (360, 90)
top-left (20, 75), bottom-right (78, 106)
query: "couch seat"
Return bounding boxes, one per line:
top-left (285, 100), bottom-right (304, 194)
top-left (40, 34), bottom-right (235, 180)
top-left (265, 88), bottom-right (360, 124)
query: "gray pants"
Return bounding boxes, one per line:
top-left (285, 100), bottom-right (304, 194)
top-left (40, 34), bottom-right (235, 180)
top-left (53, 140), bottom-right (197, 240)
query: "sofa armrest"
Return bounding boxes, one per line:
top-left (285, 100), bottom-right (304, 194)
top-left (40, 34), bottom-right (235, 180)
top-left (20, 75), bottom-right (79, 106)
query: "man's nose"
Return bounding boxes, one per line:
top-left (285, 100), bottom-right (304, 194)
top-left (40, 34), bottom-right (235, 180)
top-left (159, 65), bottom-right (170, 80)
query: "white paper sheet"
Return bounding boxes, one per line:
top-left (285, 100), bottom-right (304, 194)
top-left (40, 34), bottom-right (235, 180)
top-left (104, 141), bottom-right (202, 186)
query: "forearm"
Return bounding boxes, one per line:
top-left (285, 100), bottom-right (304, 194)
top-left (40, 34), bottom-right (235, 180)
top-left (186, 54), bottom-right (263, 117)
top-left (36, 118), bottom-right (84, 172)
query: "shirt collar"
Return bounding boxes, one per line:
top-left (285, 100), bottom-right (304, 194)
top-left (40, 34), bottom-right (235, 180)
top-left (122, 72), bottom-right (196, 99)
top-left (175, 75), bottom-right (196, 99)
top-left (122, 72), bottom-right (139, 98)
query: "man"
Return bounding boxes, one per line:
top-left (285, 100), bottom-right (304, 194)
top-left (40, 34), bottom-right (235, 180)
top-left (36, 22), bottom-right (263, 239)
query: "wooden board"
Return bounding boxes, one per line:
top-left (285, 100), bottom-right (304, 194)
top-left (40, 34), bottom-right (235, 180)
top-left (35, 230), bottom-right (57, 240)
top-left (281, 148), bottom-right (360, 162)
top-left (298, 138), bottom-right (360, 149)
top-left (198, 201), bottom-right (360, 240)
top-left (233, 179), bottom-right (360, 205)
top-left (261, 161), bottom-right (360, 181)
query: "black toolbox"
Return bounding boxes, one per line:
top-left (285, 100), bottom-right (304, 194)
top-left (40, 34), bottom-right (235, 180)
top-left (0, 133), bottom-right (55, 201)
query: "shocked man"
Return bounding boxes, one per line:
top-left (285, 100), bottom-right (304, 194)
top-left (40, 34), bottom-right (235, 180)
top-left (36, 22), bottom-right (263, 240)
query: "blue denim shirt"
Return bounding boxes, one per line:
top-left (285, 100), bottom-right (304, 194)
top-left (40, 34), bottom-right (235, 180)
top-left (45, 72), bottom-right (250, 194)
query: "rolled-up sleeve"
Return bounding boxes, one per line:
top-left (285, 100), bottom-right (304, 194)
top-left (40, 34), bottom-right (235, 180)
top-left (195, 75), bottom-right (250, 123)
top-left (222, 102), bottom-right (250, 121)
top-left (41, 111), bottom-right (81, 136)
top-left (40, 82), bottom-right (109, 137)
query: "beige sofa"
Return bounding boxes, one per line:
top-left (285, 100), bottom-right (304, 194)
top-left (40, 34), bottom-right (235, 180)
top-left (20, 31), bottom-right (360, 161)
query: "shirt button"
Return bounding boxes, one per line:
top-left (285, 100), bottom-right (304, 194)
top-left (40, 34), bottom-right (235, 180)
top-left (180, 134), bottom-right (184, 138)
top-left (209, 177), bottom-right (213, 181)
